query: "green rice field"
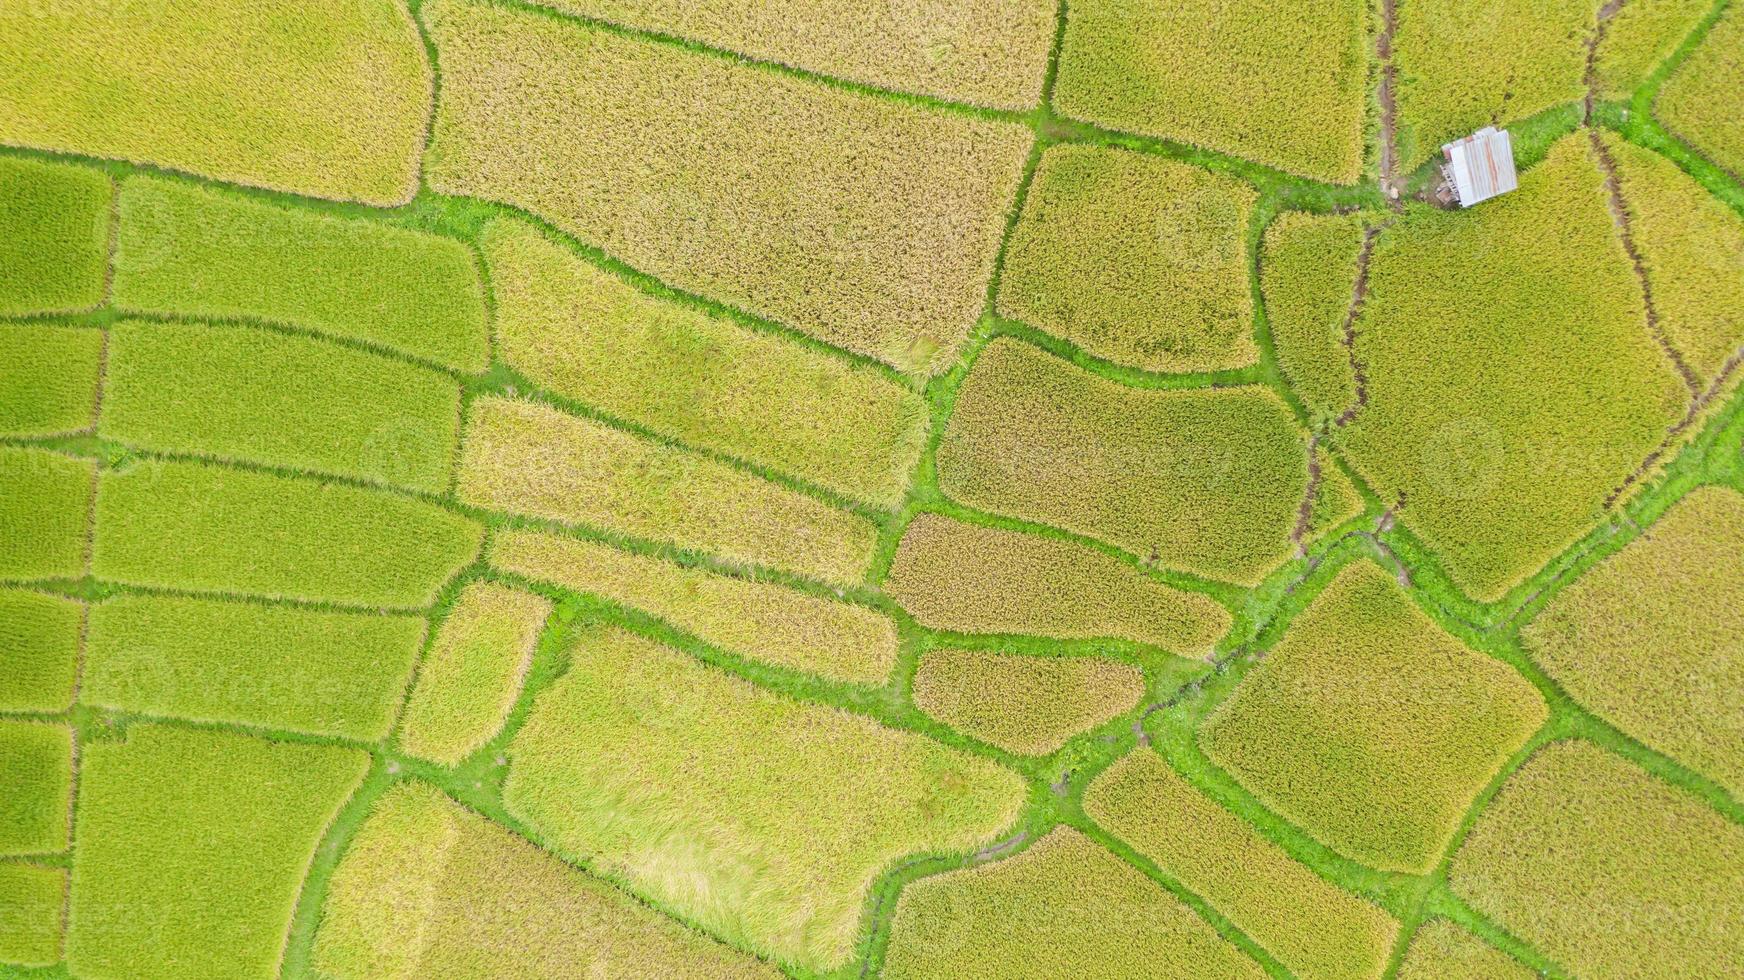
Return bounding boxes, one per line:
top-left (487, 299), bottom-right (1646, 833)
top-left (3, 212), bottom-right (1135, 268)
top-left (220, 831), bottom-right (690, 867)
top-left (1, 0), bottom-right (1742, 977)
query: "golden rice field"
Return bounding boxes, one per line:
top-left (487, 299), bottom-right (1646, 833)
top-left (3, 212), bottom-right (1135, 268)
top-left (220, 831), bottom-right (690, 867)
top-left (1, 0), bottom-right (1742, 977)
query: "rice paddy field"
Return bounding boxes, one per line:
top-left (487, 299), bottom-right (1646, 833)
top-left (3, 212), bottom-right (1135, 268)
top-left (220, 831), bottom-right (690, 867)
top-left (1, 1), bottom-right (1742, 977)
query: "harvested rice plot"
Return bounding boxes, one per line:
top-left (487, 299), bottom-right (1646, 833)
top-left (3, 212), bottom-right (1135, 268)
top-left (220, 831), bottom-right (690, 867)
top-left (0, 157), bottom-right (111, 316)
top-left (912, 649), bottom-right (1146, 756)
top-left (1395, 920), bottom-right (1535, 980)
top-left (315, 782), bottom-right (779, 979)
top-left (1522, 486), bottom-right (1744, 798)
top-left (884, 827), bottom-right (1264, 980)
top-left (529, 0), bottom-right (1055, 110)
top-left (998, 146), bottom-right (1260, 373)
top-left (1259, 212), bottom-right (1369, 421)
top-left (1199, 561), bottom-right (1547, 873)
top-left (0, 721), bottom-right (71, 856)
top-left (1085, 749), bottom-right (1398, 980)
top-left (503, 625), bottom-right (1025, 972)
top-left (1449, 740), bottom-right (1744, 977)
top-left (92, 459), bottom-right (482, 608)
top-left (0, 589), bottom-right (80, 712)
top-left (397, 581), bottom-right (552, 766)
top-left (1052, 0), bottom-right (1369, 182)
top-left (1601, 130), bottom-right (1744, 386)
top-left (1657, 2), bottom-right (1744, 178)
top-left (1392, 0), bottom-right (1593, 172)
top-left (0, 0), bottom-right (431, 203)
top-left (113, 178), bottom-right (489, 372)
top-left (0, 323), bottom-right (103, 438)
top-left (481, 218), bottom-right (927, 507)
top-left (0, 862), bottom-right (63, 968)
top-left (422, 0), bottom-right (1032, 373)
top-left (884, 514), bottom-right (1232, 653)
top-left (492, 529), bottom-right (898, 686)
top-left (937, 338), bottom-right (1315, 585)
top-left (1334, 136), bottom-right (1687, 601)
top-left (102, 320), bottom-right (462, 493)
top-left (67, 725), bottom-right (368, 980)
top-left (84, 596), bottom-right (426, 741)
top-left (457, 397), bottom-right (876, 586)
top-left (0, 446), bottom-right (95, 582)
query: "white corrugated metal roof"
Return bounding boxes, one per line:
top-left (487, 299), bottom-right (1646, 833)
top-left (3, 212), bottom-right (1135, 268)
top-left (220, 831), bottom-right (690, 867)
top-left (1443, 127), bottom-right (1518, 208)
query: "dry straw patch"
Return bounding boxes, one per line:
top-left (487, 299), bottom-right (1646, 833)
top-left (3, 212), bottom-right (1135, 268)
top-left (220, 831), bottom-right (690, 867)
top-left (0, 446), bottom-right (94, 582)
top-left (503, 625), bottom-right (1026, 972)
top-left (884, 827), bottom-right (1264, 980)
top-left (1522, 486), bottom-right (1744, 798)
top-left (1395, 920), bottom-right (1535, 980)
top-left (999, 145), bottom-right (1261, 373)
top-left (1334, 136), bottom-right (1688, 601)
top-left (67, 725), bottom-right (368, 980)
top-left (1085, 749), bottom-right (1398, 979)
top-left (457, 397), bottom-right (876, 586)
top-left (0, 0), bottom-right (430, 204)
top-left (937, 339), bottom-right (1314, 585)
top-left (911, 649), bottom-right (1146, 756)
top-left (528, 0), bottom-right (1056, 110)
top-left (480, 218), bottom-right (926, 507)
top-left (1052, 0), bottom-right (1369, 182)
top-left (492, 529), bottom-right (898, 685)
top-left (0, 861), bottom-right (63, 968)
top-left (1601, 131), bottom-right (1744, 385)
top-left (885, 514), bottom-right (1231, 654)
top-left (1449, 740), bottom-right (1744, 977)
top-left (83, 596), bottom-right (427, 741)
top-left (0, 323), bottom-right (103, 438)
top-left (114, 178), bottom-right (489, 372)
top-left (0, 588), bottom-right (80, 712)
top-left (423, 0), bottom-right (1032, 374)
top-left (1260, 212), bottom-right (1368, 421)
top-left (102, 320), bottom-right (463, 494)
top-left (315, 782), bottom-right (778, 979)
top-left (1392, 0), bottom-right (1594, 171)
top-left (92, 459), bottom-right (483, 608)
top-left (398, 581), bottom-right (553, 766)
top-left (1657, 2), bottom-right (1744, 178)
top-left (1200, 561), bottom-right (1548, 873)
top-left (0, 157), bottom-right (110, 316)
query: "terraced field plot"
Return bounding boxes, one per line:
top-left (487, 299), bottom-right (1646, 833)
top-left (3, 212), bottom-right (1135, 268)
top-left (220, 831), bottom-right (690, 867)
top-left (3, 1), bottom-right (1742, 978)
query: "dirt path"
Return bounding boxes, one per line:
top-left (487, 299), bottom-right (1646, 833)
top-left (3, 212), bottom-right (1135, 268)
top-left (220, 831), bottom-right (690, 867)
top-left (1583, 0), bottom-right (1627, 121)
top-left (1607, 345), bottom-right (1744, 507)
top-left (1587, 128), bottom-right (1703, 396)
top-left (1290, 435), bottom-right (1325, 553)
top-left (1376, 0), bottom-right (1404, 207)
top-left (1333, 223), bottom-right (1386, 428)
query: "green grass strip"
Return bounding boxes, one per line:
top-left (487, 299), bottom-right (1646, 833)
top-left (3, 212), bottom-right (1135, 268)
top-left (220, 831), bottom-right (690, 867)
top-left (0, 863), bottom-right (64, 968)
top-left (0, 157), bottom-right (111, 316)
top-left (113, 177), bottom-right (488, 371)
top-left (90, 459), bottom-right (483, 608)
top-left (83, 595), bottom-right (427, 741)
top-left (0, 447), bottom-right (94, 583)
top-left (0, 324), bottom-right (103, 439)
top-left (0, 589), bottom-right (81, 713)
top-left (66, 724), bottom-right (368, 980)
top-left (0, 722), bottom-right (72, 857)
top-left (101, 319), bottom-right (462, 493)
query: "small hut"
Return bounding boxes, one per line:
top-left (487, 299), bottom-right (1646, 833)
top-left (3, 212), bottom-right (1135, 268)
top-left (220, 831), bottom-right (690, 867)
top-left (1441, 127), bottom-right (1518, 208)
